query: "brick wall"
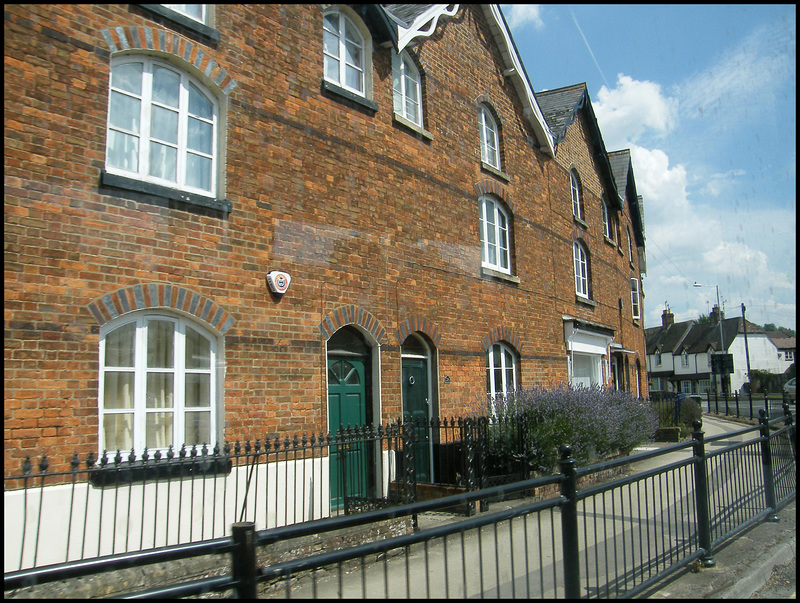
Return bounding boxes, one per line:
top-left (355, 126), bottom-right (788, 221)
top-left (4, 4), bottom-right (647, 476)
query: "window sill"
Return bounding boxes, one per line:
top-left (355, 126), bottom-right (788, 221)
top-left (321, 80), bottom-right (378, 114)
top-left (576, 295), bottom-right (597, 308)
top-left (480, 162), bottom-right (510, 182)
top-left (632, 318), bottom-right (641, 327)
top-left (603, 236), bottom-right (617, 247)
top-left (100, 171), bottom-right (232, 214)
top-left (138, 5), bottom-right (221, 44)
top-left (573, 216), bottom-right (588, 229)
top-left (392, 112), bottom-right (433, 141)
top-left (89, 454), bottom-right (232, 487)
top-left (482, 266), bottom-right (520, 284)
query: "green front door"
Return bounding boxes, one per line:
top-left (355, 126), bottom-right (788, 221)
top-left (402, 358), bottom-right (431, 483)
top-left (328, 356), bottom-right (369, 508)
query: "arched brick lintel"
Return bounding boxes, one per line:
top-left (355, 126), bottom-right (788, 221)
top-left (318, 306), bottom-right (386, 345)
top-left (481, 326), bottom-right (522, 353)
top-left (100, 26), bottom-right (237, 95)
top-left (87, 284), bottom-right (235, 335)
top-left (394, 315), bottom-right (442, 348)
top-left (474, 179), bottom-right (516, 214)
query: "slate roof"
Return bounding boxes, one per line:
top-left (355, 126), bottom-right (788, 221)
top-left (608, 149), bottom-right (645, 248)
top-left (534, 83), bottom-right (620, 207)
top-left (646, 316), bottom-right (766, 356)
top-left (381, 4), bottom-right (437, 27)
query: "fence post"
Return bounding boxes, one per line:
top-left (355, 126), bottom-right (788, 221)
top-left (558, 445), bottom-right (581, 599)
top-left (784, 402), bottom-right (796, 460)
top-left (231, 522), bottom-right (257, 599)
top-left (758, 410), bottom-right (780, 522)
top-left (691, 420), bottom-right (716, 567)
top-left (401, 420), bottom-right (416, 506)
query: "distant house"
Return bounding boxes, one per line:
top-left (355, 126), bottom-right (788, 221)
top-left (645, 307), bottom-right (787, 396)
top-left (766, 333), bottom-right (796, 374)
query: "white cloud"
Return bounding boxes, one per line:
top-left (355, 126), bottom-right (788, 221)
top-left (502, 4), bottom-right (544, 30)
top-left (674, 19), bottom-right (796, 123)
top-left (593, 75), bottom-right (679, 145)
top-left (701, 169), bottom-right (747, 197)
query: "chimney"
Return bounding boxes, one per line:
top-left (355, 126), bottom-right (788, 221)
top-left (662, 308), bottom-right (674, 327)
top-left (709, 305), bottom-right (722, 325)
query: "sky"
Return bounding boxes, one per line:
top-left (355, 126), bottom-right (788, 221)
top-left (501, 4), bottom-right (797, 331)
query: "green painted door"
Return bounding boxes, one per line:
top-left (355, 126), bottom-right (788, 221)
top-left (328, 356), bottom-right (368, 508)
top-left (402, 358), bottom-right (431, 483)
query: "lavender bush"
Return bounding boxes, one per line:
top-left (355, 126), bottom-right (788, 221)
top-left (483, 384), bottom-right (659, 474)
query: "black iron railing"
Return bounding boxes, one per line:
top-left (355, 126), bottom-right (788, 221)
top-left (5, 405), bottom-right (796, 598)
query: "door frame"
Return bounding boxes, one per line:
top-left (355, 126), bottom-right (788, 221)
top-left (401, 333), bottom-right (435, 483)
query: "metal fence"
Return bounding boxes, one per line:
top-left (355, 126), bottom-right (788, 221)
top-left (5, 405), bottom-right (795, 598)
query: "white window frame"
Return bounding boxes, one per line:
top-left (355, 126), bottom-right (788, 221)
top-left (681, 350), bottom-right (690, 368)
top-left (487, 342), bottom-right (517, 401)
top-left (480, 195), bottom-right (511, 274)
top-left (106, 56), bottom-right (219, 198)
top-left (785, 351), bottom-right (794, 361)
top-left (570, 170), bottom-right (583, 220)
top-left (392, 51), bottom-right (423, 127)
top-left (630, 277), bottom-right (641, 319)
top-left (655, 352), bottom-right (662, 366)
top-left (160, 4), bottom-right (208, 25)
top-left (478, 105), bottom-right (500, 170)
top-left (573, 240), bottom-right (589, 298)
top-left (601, 199), bottom-right (611, 239)
top-left (323, 8), bottom-right (367, 97)
top-left (98, 312), bottom-right (219, 458)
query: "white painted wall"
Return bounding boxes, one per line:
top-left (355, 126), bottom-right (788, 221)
top-left (5, 451), bottom-right (399, 572)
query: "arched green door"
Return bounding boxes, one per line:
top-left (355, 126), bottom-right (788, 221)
top-left (402, 357), bottom-right (432, 483)
top-left (328, 356), bottom-right (369, 508)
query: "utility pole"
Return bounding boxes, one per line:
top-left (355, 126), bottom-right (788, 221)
top-left (742, 303), bottom-right (752, 394)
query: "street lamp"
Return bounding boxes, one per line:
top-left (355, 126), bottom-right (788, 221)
top-left (694, 282), bottom-right (726, 394)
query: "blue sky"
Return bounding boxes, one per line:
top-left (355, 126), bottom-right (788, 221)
top-left (502, 4), bottom-right (796, 330)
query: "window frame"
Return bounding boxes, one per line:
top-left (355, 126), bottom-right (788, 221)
top-left (630, 277), bottom-right (641, 320)
top-left (323, 8), bottom-right (368, 99)
top-left (160, 4), bottom-right (208, 25)
top-left (601, 198), bottom-right (611, 239)
top-left (681, 350), bottom-right (690, 368)
top-left (570, 170), bottom-right (583, 221)
top-left (105, 55), bottom-right (219, 200)
top-left (486, 342), bottom-right (517, 401)
top-left (392, 50), bottom-right (423, 128)
top-left (573, 240), bottom-right (590, 299)
top-left (98, 312), bottom-right (220, 459)
top-left (480, 195), bottom-right (512, 275)
top-left (478, 104), bottom-right (501, 170)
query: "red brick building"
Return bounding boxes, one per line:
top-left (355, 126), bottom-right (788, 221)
top-left (4, 4), bottom-right (647, 477)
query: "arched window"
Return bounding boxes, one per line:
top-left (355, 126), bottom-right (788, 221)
top-left (486, 342), bottom-right (517, 400)
top-left (478, 104), bottom-right (500, 170)
top-left (480, 195), bottom-right (511, 273)
top-left (323, 8), bottom-right (368, 96)
top-left (570, 170), bottom-right (583, 220)
top-left (392, 51), bottom-right (423, 127)
top-left (99, 312), bottom-right (219, 456)
top-left (631, 277), bottom-right (641, 320)
top-left (106, 56), bottom-right (218, 196)
top-left (573, 240), bottom-right (590, 298)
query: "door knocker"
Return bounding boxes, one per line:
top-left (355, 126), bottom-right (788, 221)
top-left (408, 376), bottom-right (415, 385)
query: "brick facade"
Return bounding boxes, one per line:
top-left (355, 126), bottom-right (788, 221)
top-left (4, 4), bottom-right (647, 476)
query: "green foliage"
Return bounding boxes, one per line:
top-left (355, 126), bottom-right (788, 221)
top-left (749, 369), bottom-right (782, 393)
top-left (481, 385), bottom-right (659, 474)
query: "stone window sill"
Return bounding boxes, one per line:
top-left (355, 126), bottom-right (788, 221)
top-left (576, 295), bottom-right (597, 308)
top-left (138, 5), bottom-right (221, 44)
top-left (322, 80), bottom-right (378, 114)
top-left (393, 112), bottom-right (434, 141)
top-left (100, 171), bottom-right (232, 214)
top-left (482, 266), bottom-right (520, 284)
top-left (480, 162), bottom-right (510, 182)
